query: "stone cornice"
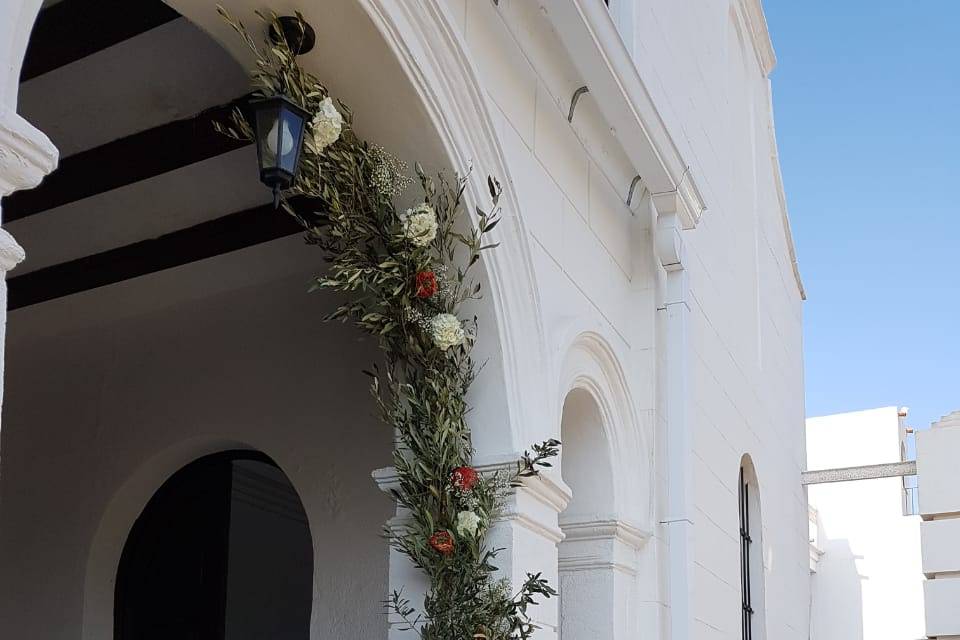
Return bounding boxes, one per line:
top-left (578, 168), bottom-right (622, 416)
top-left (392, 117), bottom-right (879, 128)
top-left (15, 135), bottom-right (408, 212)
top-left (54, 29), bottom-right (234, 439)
top-left (373, 456), bottom-right (572, 514)
top-left (542, 0), bottom-right (707, 229)
top-left (0, 106), bottom-right (58, 198)
top-left (738, 0), bottom-right (777, 77)
top-left (559, 517), bottom-right (651, 549)
top-left (374, 460), bottom-right (570, 544)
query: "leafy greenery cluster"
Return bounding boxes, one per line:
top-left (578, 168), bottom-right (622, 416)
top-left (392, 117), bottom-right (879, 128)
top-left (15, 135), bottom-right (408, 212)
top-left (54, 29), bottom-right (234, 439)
top-left (216, 9), bottom-right (559, 639)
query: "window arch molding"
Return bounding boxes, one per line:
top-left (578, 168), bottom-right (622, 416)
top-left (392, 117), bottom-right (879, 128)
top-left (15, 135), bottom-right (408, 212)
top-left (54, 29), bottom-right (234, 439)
top-left (555, 330), bottom-right (653, 640)
top-left (556, 330), bottom-right (652, 528)
top-left (739, 453), bottom-right (767, 640)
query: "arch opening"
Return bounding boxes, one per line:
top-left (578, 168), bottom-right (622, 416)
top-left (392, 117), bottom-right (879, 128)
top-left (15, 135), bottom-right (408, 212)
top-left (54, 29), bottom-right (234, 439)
top-left (560, 388), bottom-right (616, 526)
top-left (1, 1), bottom-right (545, 638)
top-left (739, 454), bottom-right (767, 640)
top-left (115, 450), bottom-right (313, 640)
top-left (557, 388), bottom-right (625, 640)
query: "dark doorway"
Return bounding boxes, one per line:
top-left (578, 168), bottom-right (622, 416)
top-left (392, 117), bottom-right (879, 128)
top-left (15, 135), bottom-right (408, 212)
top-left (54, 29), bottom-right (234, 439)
top-left (115, 451), bottom-right (313, 640)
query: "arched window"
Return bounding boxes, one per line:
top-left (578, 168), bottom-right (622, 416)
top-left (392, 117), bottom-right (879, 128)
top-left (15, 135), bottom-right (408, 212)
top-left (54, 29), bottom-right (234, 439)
top-left (558, 388), bottom-right (642, 640)
top-left (739, 456), bottom-right (765, 640)
top-left (115, 451), bottom-right (313, 640)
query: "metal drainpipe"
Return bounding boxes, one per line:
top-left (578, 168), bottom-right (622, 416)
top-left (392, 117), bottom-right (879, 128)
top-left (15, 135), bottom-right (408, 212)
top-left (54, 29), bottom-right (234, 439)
top-left (655, 207), bottom-right (693, 640)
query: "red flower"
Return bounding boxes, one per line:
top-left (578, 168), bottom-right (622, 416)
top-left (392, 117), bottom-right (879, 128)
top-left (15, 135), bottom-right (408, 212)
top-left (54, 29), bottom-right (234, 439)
top-left (415, 271), bottom-right (438, 298)
top-left (450, 466), bottom-right (479, 492)
top-left (429, 531), bottom-right (455, 556)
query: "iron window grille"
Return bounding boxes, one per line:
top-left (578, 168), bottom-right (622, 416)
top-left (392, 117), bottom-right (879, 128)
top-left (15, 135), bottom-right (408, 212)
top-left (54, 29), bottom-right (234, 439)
top-left (739, 467), bottom-right (754, 640)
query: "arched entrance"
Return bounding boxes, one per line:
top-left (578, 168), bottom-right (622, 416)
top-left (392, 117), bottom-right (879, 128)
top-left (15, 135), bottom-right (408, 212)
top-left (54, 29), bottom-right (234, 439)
top-left (0, 1), bottom-right (558, 638)
top-left (115, 451), bottom-right (312, 640)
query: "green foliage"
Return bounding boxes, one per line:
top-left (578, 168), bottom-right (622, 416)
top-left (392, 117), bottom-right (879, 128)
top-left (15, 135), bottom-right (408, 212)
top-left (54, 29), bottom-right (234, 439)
top-left (216, 9), bottom-right (559, 639)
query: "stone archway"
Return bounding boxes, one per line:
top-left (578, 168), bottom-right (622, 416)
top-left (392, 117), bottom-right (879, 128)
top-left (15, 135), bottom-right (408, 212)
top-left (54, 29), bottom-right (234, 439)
top-left (556, 330), bottom-right (652, 640)
top-left (160, 0), bottom-right (551, 456)
top-left (0, 0), bottom-right (552, 460)
top-left (0, 2), bottom-right (565, 639)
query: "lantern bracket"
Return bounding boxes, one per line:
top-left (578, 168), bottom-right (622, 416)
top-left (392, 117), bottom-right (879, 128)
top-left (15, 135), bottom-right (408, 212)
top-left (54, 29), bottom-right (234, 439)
top-left (270, 16), bottom-right (316, 56)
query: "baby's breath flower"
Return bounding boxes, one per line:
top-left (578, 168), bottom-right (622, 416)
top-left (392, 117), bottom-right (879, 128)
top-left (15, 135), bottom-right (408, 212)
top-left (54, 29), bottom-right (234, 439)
top-left (370, 145), bottom-right (413, 198)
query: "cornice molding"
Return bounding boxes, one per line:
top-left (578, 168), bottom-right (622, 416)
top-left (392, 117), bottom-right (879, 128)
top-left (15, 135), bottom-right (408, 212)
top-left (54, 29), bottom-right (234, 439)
top-left (374, 461), bottom-right (570, 544)
top-left (0, 106), bottom-right (58, 198)
top-left (542, 0), bottom-right (706, 229)
top-left (654, 201), bottom-right (686, 272)
top-left (560, 517), bottom-right (651, 549)
top-left (738, 0), bottom-right (777, 78)
top-left (374, 457), bottom-right (572, 515)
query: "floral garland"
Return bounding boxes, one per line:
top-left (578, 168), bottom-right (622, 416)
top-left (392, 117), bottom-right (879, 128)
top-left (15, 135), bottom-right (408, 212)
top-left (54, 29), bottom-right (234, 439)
top-left (215, 9), bottom-right (559, 640)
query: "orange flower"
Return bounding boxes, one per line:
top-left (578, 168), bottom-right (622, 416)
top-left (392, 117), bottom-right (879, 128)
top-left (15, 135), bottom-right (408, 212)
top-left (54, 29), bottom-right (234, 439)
top-left (429, 531), bottom-right (455, 555)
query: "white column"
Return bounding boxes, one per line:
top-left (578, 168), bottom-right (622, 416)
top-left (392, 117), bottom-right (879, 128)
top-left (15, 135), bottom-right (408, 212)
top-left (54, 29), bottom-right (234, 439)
top-left (0, 104), bottom-right (58, 416)
top-left (558, 518), bottom-right (647, 639)
top-left (917, 410), bottom-right (960, 639)
top-left (374, 456), bottom-right (570, 640)
top-left (654, 193), bottom-right (693, 640)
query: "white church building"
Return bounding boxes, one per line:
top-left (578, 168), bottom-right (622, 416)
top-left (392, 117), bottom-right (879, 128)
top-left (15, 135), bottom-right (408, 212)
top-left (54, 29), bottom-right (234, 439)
top-left (0, 1), bottom-right (812, 639)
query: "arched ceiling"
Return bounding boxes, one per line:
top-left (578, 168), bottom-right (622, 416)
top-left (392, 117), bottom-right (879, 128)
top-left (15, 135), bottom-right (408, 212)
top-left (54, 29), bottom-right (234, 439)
top-left (6, 0), bottom-right (449, 316)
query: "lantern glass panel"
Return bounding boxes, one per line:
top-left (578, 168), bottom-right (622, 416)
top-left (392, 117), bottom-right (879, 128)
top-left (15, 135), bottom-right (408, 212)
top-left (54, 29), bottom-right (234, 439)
top-left (277, 104), bottom-right (305, 175)
top-left (255, 102), bottom-right (283, 174)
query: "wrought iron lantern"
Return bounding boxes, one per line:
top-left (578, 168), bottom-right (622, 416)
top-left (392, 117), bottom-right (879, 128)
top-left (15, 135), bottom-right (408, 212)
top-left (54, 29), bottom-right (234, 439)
top-left (249, 15), bottom-right (316, 208)
top-left (251, 95), bottom-right (310, 208)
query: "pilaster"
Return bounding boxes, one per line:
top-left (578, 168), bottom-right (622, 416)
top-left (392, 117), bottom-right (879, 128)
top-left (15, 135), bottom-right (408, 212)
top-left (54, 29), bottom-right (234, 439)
top-left (373, 456), bottom-right (571, 640)
top-left (0, 103), bottom-right (56, 430)
top-left (653, 192), bottom-right (693, 640)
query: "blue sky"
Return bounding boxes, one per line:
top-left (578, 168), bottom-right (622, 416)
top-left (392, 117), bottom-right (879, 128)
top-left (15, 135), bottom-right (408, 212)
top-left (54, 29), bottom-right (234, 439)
top-left (763, 0), bottom-right (959, 432)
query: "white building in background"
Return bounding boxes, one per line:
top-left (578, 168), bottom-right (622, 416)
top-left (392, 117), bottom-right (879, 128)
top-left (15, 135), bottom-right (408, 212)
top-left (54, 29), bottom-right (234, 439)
top-left (0, 1), bottom-right (810, 640)
top-left (916, 410), bottom-right (960, 639)
top-left (806, 407), bottom-right (925, 640)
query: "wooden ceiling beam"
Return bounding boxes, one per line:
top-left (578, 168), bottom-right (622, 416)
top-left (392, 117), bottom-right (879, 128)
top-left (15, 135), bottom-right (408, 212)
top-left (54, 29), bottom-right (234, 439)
top-left (7, 199), bottom-right (311, 310)
top-left (20, 0), bottom-right (181, 81)
top-left (2, 97), bottom-right (251, 222)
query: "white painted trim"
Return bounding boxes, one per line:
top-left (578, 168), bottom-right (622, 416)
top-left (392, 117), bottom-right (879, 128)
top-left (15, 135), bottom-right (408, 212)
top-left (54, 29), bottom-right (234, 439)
top-left (737, 0), bottom-right (777, 77)
top-left (559, 517), bottom-right (651, 549)
top-left (541, 0), bottom-right (706, 229)
top-left (351, 0), bottom-right (554, 452)
top-left (653, 198), bottom-right (693, 640)
top-left (556, 329), bottom-right (653, 530)
top-left (766, 95), bottom-right (807, 300)
top-left (0, 0), bottom-right (42, 108)
top-left (374, 462), bottom-right (570, 547)
top-left (374, 460), bottom-right (572, 518)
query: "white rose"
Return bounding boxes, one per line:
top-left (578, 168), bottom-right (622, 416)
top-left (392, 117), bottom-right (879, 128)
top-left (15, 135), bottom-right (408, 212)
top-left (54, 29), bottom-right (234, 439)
top-left (401, 203), bottom-right (438, 247)
top-left (430, 313), bottom-right (464, 351)
top-left (455, 510), bottom-right (482, 538)
top-left (311, 97), bottom-right (343, 150)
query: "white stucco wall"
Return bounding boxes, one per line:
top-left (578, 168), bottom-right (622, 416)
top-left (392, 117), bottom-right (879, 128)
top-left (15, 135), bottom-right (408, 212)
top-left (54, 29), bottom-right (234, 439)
top-left (806, 407), bottom-right (925, 640)
top-left (447, 2), bottom-right (808, 639)
top-left (0, 244), bottom-right (394, 639)
top-left (0, 1), bottom-right (808, 639)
